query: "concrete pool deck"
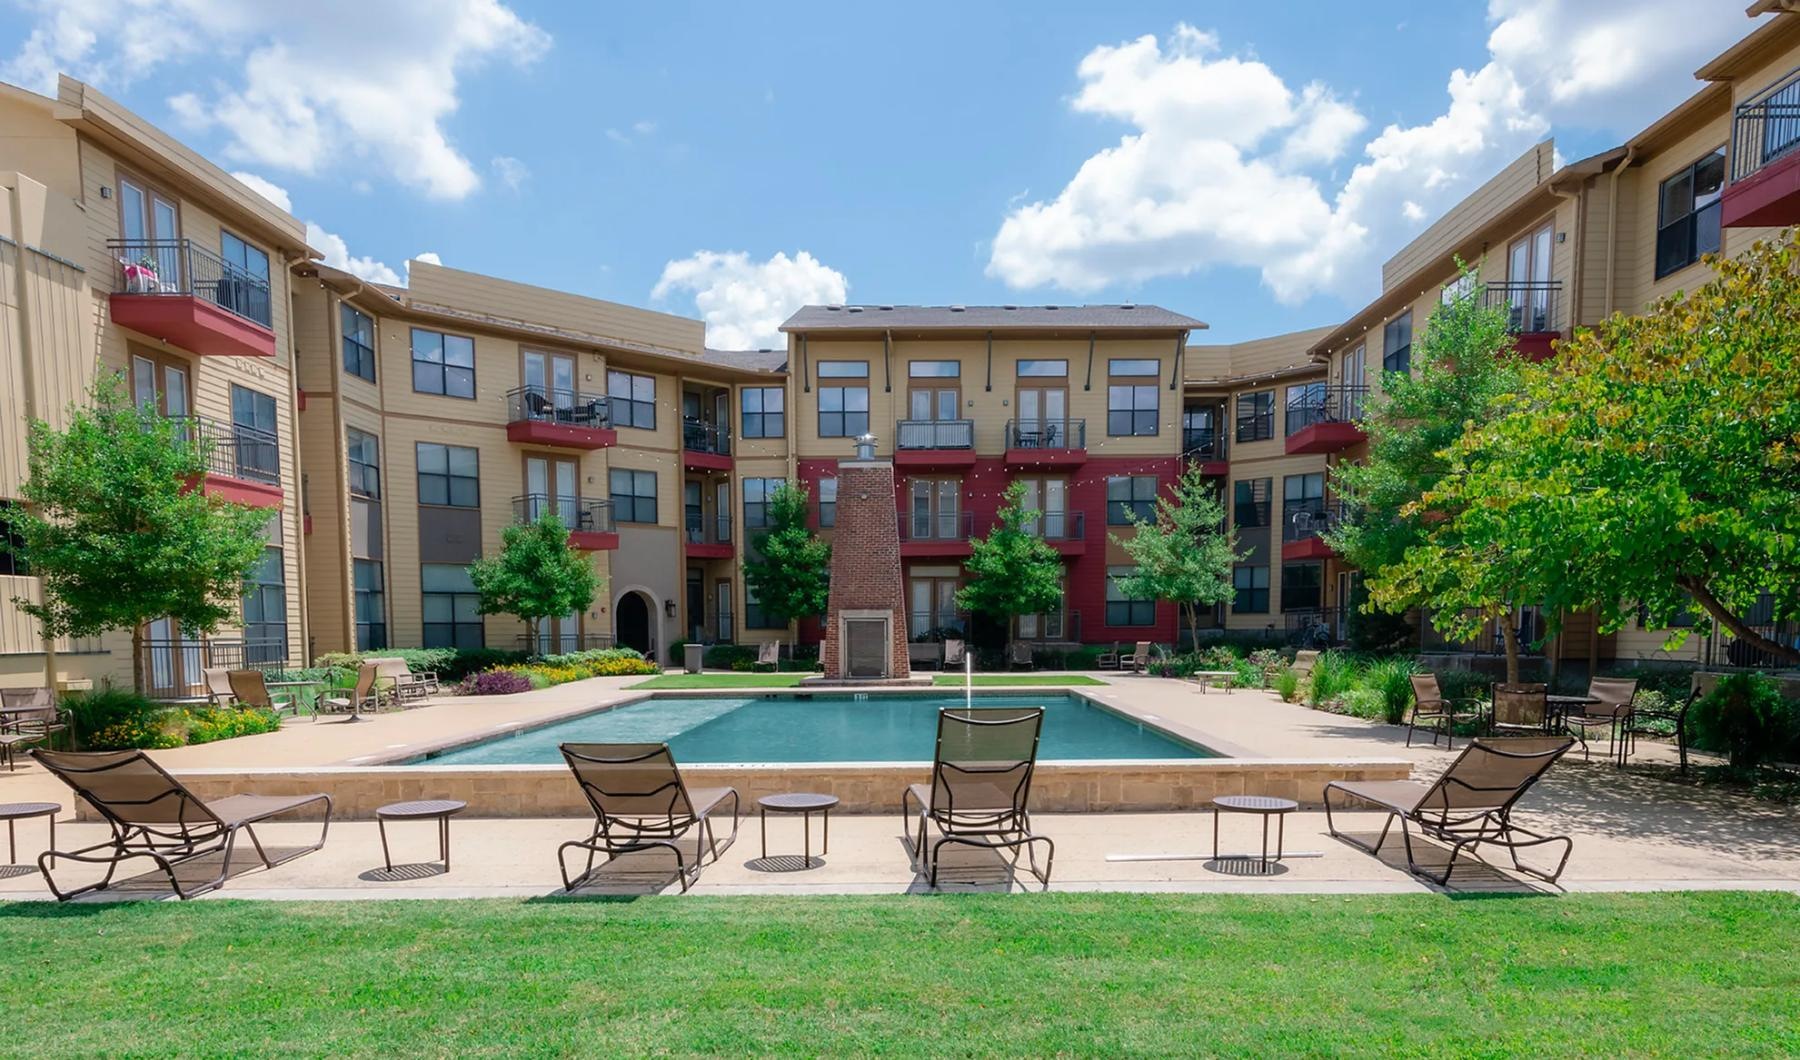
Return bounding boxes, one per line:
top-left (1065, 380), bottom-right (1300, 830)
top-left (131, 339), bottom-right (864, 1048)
top-left (0, 673), bottom-right (1794, 899)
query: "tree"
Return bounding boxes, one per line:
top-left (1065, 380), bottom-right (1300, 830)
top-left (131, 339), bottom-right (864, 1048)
top-left (1109, 463), bottom-right (1237, 647)
top-left (11, 375), bottom-right (273, 693)
top-left (1419, 232), bottom-right (1800, 666)
top-left (1325, 262), bottom-right (1543, 681)
top-left (956, 482), bottom-right (1064, 652)
top-left (743, 481), bottom-right (831, 656)
top-left (468, 514), bottom-right (600, 650)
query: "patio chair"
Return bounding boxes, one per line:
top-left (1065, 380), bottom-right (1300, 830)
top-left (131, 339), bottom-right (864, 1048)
top-left (1405, 673), bottom-right (1482, 750)
top-left (1, 687), bottom-right (71, 758)
top-left (202, 667), bottom-right (236, 706)
top-left (1564, 677), bottom-right (1637, 764)
top-left (1620, 675), bottom-right (1704, 773)
top-left (903, 707), bottom-right (1054, 887)
top-left (1324, 736), bottom-right (1576, 886)
top-left (556, 742), bottom-right (739, 893)
top-left (370, 657), bottom-right (435, 702)
top-left (1121, 641), bottom-right (1152, 673)
top-left (525, 389), bottom-right (554, 420)
top-left (908, 642), bottom-right (942, 672)
top-left (942, 639), bottom-right (967, 670)
top-left (1489, 683), bottom-right (1550, 736)
top-left (753, 641), bottom-right (781, 672)
top-left (31, 748), bottom-right (331, 901)
top-left (320, 663), bottom-right (388, 719)
top-left (1008, 642), bottom-right (1035, 671)
top-left (1096, 643), bottom-right (1120, 670)
top-left (224, 669), bottom-right (299, 720)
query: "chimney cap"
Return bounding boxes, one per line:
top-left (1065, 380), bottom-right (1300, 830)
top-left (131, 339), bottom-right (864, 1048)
top-left (853, 432), bottom-right (877, 460)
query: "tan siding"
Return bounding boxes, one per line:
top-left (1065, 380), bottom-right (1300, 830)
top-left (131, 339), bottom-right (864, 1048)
top-left (407, 261), bottom-right (705, 356)
top-left (1382, 143), bottom-right (1555, 291)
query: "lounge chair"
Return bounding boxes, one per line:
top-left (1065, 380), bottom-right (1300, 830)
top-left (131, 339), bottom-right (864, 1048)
top-left (1291, 650), bottom-right (1320, 678)
top-left (1405, 673), bottom-right (1482, 750)
top-left (1324, 736), bottom-right (1576, 886)
top-left (902, 707), bottom-right (1055, 887)
top-left (556, 743), bottom-right (739, 893)
top-left (320, 662), bottom-right (388, 719)
top-left (908, 642), bottom-right (941, 672)
top-left (1096, 642), bottom-right (1120, 669)
top-left (370, 657), bottom-right (436, 702)
top-left (753, 641), bottom-right (781, 672)
top-left (225, 669), bottom-right (298, 720)
top-left (942, 639), bottom-right (967, 670)
top-left (1120, 641), bottom-right (1151, 673)
top-left (31, 748), bottom-right (331, 900)
top-left (202, 667), bottom-right (236, 706)
top-left (1008, 642), bottom-right (1035, 670)
top-left (1563, 677), bottom-right (1637, 763)
top-left (0, 687), bottom-right (70, 758)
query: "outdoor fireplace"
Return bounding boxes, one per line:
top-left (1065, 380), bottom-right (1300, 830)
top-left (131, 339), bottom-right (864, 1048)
top-left (820, 434), bottom-right (911, 680)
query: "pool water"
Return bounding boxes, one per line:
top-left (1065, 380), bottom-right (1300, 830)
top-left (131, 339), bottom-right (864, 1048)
top-left (416, 693), bottom-right (1215, 765)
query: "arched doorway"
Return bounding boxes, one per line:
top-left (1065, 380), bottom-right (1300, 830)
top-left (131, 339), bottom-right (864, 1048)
top-left (616, 591), bottom-right (653, 656)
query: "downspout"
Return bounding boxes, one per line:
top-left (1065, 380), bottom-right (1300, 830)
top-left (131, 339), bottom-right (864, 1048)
top-left (1082, 332), bottom-right (1095, 392)
top-left (280, 249), bottom-right (312, 669)
top-left (882, 330), bottom-right (891, 394)
top-left (1604, 147), bottom-right (1636, 317)
top-left (983, 331), bottom-right (992, 392)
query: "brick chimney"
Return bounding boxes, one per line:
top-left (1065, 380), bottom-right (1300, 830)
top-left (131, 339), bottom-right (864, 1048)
top-left (821, 434), bottom-right (911, 679)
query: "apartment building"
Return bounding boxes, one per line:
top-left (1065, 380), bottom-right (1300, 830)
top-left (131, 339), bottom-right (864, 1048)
top-left (0, 76), bottom-right (311, 697)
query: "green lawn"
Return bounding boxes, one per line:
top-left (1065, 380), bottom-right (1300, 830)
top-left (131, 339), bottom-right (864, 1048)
top-left (629, 673), bottom-right (809, 689)
top-left (3, 893), bottom-right (1795, 1055)
top-left (931, 674), bottom-right (1107, 687)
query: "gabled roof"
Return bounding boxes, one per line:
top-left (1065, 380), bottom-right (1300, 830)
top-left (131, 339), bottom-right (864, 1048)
top-left (781, 303), bottom-right (1206, 332)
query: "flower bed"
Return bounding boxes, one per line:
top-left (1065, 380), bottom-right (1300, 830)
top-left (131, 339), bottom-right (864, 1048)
top-left (458, 647), bottom-right (659, 695)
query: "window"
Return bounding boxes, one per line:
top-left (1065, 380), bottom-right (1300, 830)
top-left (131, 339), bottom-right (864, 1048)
top-left (1017, 359), bottom-right (1068, 377)
top-left (341, 304), bottom-right (375, 381)
top-left (741, 386), bottom-right (785, 438)
top-left (1106, 476), bottom-right (1157, 525)
top-left (908, 360), bottom-right (961, 377)
top-left (1106, 567), bottom-right (1155, 627)
top-left (1234, 478), bottom-right (1271, 528)
top-left (242, 546), bottom-right (286, 659)
top-left (817, 477), bottom-right (837, 528)
top-left (1441, 273), bottom-right (1476, 304)
top-left (229, 384), bottom-right (278, 480)
top-left (608, 370), bottom-right (656, 429)
top-left (1233, 565), bottom-right (1270, 613)
top-left (347, 428), bottom-right (380, 499)
top-left (410, 328), bottom-right (475, 399)
top-left (743, 477), bottom-right (782, 531)
top-left (1283, 472), bottom-right (1326, 536)
top-left (908, 478), bottom-right (962, 539)
top-left (416, 443), bottom-right (479, 507)
top-left (817, 362), bottom-right (870, 437)
top-left (1236, 391), bottom-right (1274, 442)
top-left (745, 587), bottom-right (786, 629)
top-left (1281, 562), bottom-right (1323, 612)
top-left (610, 469), bottom-right (657, 524)
top-left (1382, 311), bottom-right (1413, 374)
top-left (422, 564), bottom-right (483, 649)
top-left (1655, 150), bottom-right (1725, 279)
top-left (218, 231), bottom-right (271, 324)
top-left (353, 559), bottom-right (386, 650)
top-left (1284, 382), bottom-right (1325, 437)
top-left (1107, 359), bottom-right (1160, 436)
top-left (0, 501), bottom-right (24, 576)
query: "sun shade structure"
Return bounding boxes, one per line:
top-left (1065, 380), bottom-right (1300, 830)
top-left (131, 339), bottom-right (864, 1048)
top-left (31, 749), bottom-right (331, 900)
top-left (903, 707), bottom-right (1055, 887)
top-left (557, 742), bottom-right (739, 893)
top-left (1324, 736), bottom-right (1575, 887)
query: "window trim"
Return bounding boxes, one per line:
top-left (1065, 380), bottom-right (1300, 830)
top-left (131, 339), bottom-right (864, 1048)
top-left (1105, 475), bottom-right (1158, 526)
top-left (347, 428), bottom-right (381, 500)
top-left (341, 303), bottom-right (376, 382)
top-left (409, 326), bottom-right (477, 400)
top-left (1654, 148), bottom-right (1726, 281)
top-left (416, 441), bottom-right (480, 509)
top-left (609, 468), bottom-right (658, 524)
top-left (740, 385), bottom-right (785, 439)
top-left (1235, 390), bottom-right (1275, 443)
top-left (607, 369), bottom-right (657, 430)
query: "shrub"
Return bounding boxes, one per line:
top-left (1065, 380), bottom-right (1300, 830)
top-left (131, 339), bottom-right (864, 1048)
top-left (1307, 650), bottom-right (1358, 706)
top-left (182, 707), bottom-right (282, 745)
top-left (1363, 657), bottom-right (1420, 725)
top-left (314, 647), bottom-right (526, 682)
top-left (1230, 658), bottom-right (1264, 689)
top-left (1687, 673), bottom-right (1799, 769)
top-left (1337, 687), bottom-right (1388, 721)
top-left (1272, 667), bottom-right (1301, 703)
top-left (459, 671), bottom-right (534, 696)
top-left (63, 688), bottom-right (173, 750)
top-left (1435, 669), bottom-right (1495, 711)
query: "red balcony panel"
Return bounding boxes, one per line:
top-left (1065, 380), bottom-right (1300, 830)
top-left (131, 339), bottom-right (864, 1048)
top-left (1196, 460), bottom-right (1229, 477)
top-left (570, 530), bottom-right (620, 551)
top-left (303, 513), bottom-right (314, 536)
top-left (895, 449), bottom-right (978, 470)
top-left (1004, 447), bottom-right (1087, 468)
top-left (900, 540), bottom-right (973, 558)
top-left (1282, 537), bottom-right (1337, 562)
top-left (1285, 421), bottom-right (1366, 455)
top-left (685, 541), bottom-right (734, 559)
top-left (506, 419), bottom-right (617, 450)
top-left (188, 472), bottom-right (283, 510)
top-left (1722, 150), bottom-right (1800, 228)
top-left (1049, 537), bottom-right (1086, 557)
top-left (682, 450), bottom-right (733, 473)
top-left (1512, 331), bottom-right (1561, 362)
top-left (296, 387), bottom-right (307, 411)
top-left (110, 294), bottom-right (276, 358)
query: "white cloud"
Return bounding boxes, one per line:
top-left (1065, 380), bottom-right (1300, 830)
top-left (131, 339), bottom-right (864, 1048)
top-left (230, 170), bottom-right (291, 213)
top-left (2, 0), bottom-right (548, 201)
top-left (652, 250), bottom-right (849, 349)
top-left (490, 156), bottom-right (528, 191)
top-left (989, 2), bottom-right (1756, 304)
top-left (413, 252), bottom-right (443, 267)
top-left (604, 120), bottom-right (658, 146)
top-left (305, 222), bottom-right (402, 286)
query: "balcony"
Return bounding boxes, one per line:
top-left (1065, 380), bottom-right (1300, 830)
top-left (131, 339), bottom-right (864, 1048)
top-left (513, 633), bottom-right (616, 653)
top-left (138, 637), bottom-right (285, 701)
top-left (1284, 385), bottom-right (1368, 455)
top-left (1182, 426), bottom-right (1229, 474)
top-left (108, 239), bottom-right (275, 358)
top-left (895, 419), bottom-right (977, 468)
top-left (1281, 499), bottom-right (1343, 561)
top-left (512, 494), bottom-right (618, 550)
top-left (908, 610), bottom-right (971, 642)
top-left (1026, 510), bottom-right (1086, 556)
top-left (174, 416), bottom-right (283, 509)
top-left (505, 385), bottom-right (615, 450)
top-left (1724, 66), bottom-right (1800, 227)
top-left (684, 512), bottom-right (734, 559)
top-left (682, 419), bottom-right (733, 472)
top-left (1003, 418), bottom-right (1087, 467)
top-left (1483, 280), bottom-right (1563, 361)
top-left (899, 509), bottom-right (974, 557)
top-left (1016, 609), bottom-right (1082, 644)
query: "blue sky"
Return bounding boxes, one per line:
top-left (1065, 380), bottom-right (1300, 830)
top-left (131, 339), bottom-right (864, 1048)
top-left (0, 1), bottom-right (1761, 346)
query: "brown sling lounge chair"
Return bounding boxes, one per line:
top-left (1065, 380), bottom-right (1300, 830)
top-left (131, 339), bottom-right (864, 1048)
top-left (1324, 736), bottom-right (1575, 887)
top-left (902, 707), bottom-right (1055, 887)
top-left (557, 743), bottom-right (739, 893)
top-left (226, 669), bottom-right (298, 720)
top-left (31, 749), bottom-right (331, 900)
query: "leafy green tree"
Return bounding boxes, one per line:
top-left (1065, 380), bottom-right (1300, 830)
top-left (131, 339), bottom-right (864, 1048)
top-left (1420, 232), bottom-right (1800, 665)
top-left (468, 515), bottom-right (600, 650)
top-left (743, 481), bottom-right (831, 655)
top-left (1325, 262), bottom-right (1543, 681)
top-left (1109, 464), bottom-right (1237, 647)
top-left (11, 375), bottom-right (273, 693)
top-left (956, 482), bottom-right (1065, 652)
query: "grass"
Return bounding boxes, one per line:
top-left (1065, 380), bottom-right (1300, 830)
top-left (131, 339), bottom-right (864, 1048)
top-left (0, 893), bottom-right (1794, 1055)
top-left (629, 673), bottom-right (809, 689)
top-left (931, 674), bottom-right (1107, 687)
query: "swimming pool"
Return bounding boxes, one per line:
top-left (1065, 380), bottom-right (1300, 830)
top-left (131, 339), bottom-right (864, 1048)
top-left (414, 692), bottom-right (1216, 765)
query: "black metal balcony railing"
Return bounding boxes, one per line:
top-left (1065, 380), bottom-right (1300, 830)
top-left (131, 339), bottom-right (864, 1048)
top-left (1482, 280), bottom-right (1562, 334)
top-left (138, 637), bottom-right (285, 701)
top-left (685, 512), bottom-right (732, 546)
top-left (1016, 610), bottom-right (1082, 643)
top-left (682, 419), bottom-right (732, 456)
top-left (1731, 65), bottom-right (1800, 184)
top-left (1182, 426), bottom-right (1227, 461)
top-left (164, 416), bottom-right (280, 484)
top-left (507, 385), bottom-right (610, 429)
top-left (1284, 386), bottom-right (1368, 437)
top-left (1283, 606), bottom-right (1347, 648)
top-left (1026, 510), bottom-right (1085, 542)
top-left (1282, 499), bottom-right (1344, 543)
top-left (514, 632), bottom-right (616, 653)
top-left (909, 610), bottom-right (971, 641)
top-left (899, 510), bottom-right (974, 542)
top-left (109, 239), bottom-right (273, 329)
top-left (1004, 418), bottom-right (1086, 450)
top-left (512, 495), bottom-right (616, 534)
top-left (896, 419), bottom-right (974, 450)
